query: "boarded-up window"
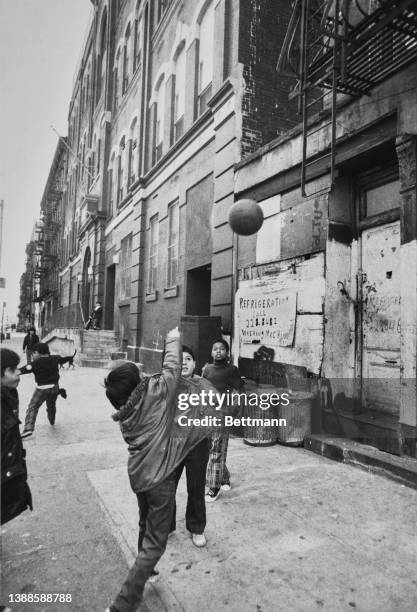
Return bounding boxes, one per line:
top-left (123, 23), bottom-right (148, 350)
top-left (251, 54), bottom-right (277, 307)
top-left (365, 180), bottom-right (399, 218)
top-left (256, 195), bottom-right (281, 263)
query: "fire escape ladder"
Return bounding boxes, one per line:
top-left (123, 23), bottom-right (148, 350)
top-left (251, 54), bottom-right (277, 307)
top-left (277, 0), bottom-right (417, 198)
top-left (300, 0), bottom-right (346, 197)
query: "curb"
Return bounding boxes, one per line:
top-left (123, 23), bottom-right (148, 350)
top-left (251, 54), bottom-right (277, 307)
top-left (305, 434), bottom-right (417, 490)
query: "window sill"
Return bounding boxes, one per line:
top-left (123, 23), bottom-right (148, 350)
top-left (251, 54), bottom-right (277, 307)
top-left (118, 298), bottom-right (131, 307)
top-left (116, 192), bottom-right (133, 211)
top-left (163, 286), bottom-right (178, 299)
top-left (145, 291), bottom-right (158, 303)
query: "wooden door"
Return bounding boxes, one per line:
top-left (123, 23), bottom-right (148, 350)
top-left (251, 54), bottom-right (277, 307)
top-left (360, 221), bottom-right (400, 416)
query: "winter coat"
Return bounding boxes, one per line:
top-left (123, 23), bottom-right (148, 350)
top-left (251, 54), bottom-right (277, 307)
top-left (1, 387), bottom-right (33, 525)
top-left (115, 336), bottom-right (222, 493)
top-left (22, 333), bottom-right (39, 351)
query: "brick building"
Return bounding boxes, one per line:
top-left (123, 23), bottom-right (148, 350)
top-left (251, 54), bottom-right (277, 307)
top-left (233, 1), bottom-right (417, 457)
top-left (39, 0), bottom-right (297, 367)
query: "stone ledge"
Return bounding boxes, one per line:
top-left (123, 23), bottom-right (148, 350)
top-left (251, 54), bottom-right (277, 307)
top-left (305, 434), bottom-right (417, 490)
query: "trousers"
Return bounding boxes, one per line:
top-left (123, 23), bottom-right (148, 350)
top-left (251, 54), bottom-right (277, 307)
top-left (24, 385), bottom-right (59, 431)
top-left (206, 430), bottom-right (230, 488)
top-left (170, 437), bottom-right (209, 535)
top-left (112, 473), bottom-right (176, 612)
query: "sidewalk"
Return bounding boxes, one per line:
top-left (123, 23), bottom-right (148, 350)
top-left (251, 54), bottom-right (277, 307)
top-left (91, 438), bottom-right (417, 612)
top-left (2, 365), bottom-right (417, 612)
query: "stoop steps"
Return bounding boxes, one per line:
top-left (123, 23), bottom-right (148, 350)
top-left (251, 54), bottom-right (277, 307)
top-left (79, 330), bottom-right (126, 368)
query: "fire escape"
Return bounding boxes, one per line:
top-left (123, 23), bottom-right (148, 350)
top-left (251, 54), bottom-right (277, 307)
top-left (36, 188), bottom-right (62, 303)
top-left (277, 0), bottom-right (417, 196)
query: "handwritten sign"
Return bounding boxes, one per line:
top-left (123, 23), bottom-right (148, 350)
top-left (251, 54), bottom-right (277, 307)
top-left (236, 288), bottom-right (296, 347)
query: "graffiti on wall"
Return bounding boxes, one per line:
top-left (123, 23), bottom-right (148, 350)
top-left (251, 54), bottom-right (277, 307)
top-left (236, 288), bottom-right (297, 347)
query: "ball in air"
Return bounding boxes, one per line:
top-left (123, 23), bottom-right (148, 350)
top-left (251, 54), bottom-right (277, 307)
top-left (228, 199), bottom-right (264, 236)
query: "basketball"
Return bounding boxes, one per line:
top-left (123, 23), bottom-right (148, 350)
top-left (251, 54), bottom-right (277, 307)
top-left (228, 199), bottom-right (264, 236)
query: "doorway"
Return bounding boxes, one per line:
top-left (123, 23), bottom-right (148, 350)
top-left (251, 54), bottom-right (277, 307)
top-left (186, 264), bottom-right (211, 315)
top-left (360, 221), bottom-right (401, 418)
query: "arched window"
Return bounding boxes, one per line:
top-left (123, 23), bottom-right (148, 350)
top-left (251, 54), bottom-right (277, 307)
top-left (173, 45), bottom-right (186, 143)
top-left (123, 24), bottom-right (131, 94)
top-left (197, 2), bottom-right (214, 116)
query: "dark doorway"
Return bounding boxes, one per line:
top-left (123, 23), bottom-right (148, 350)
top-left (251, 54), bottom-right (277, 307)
top-left (105, 264), bottom-right (116, 330)
top-left (186, 264), bottom-right (211, 315)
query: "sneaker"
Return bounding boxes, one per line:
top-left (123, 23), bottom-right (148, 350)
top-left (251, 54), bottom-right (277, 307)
top-left (192, 533), bottom-right (207, 547)
top-left (149, 568), bottom-right (159, 583)
top-left (221, 483), bottom-right (231, 491)
top-left (21, 430), bottom-right (33, 439)
top-left (205, 487), bottom-right (221, 502)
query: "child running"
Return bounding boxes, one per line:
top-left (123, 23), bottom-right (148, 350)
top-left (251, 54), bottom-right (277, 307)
top-left (20, 342), bottom-right (76, 438)
top-left (203, 339), bottom-right (244, 502)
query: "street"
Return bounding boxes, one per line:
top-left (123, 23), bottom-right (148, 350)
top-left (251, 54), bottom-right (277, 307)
top-left (2, 338), bottom-right (417, 611)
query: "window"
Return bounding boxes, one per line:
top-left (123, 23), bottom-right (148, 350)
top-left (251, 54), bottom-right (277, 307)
top-left (117, 137), bottom-right (125, 204)
top-left (167, 201), bottom-right (179, 288)
top-left (81, 140), bottom-right (86, 181)
top-left (133, 18), bottom-right (142, 71)
top-left (96, 11), bottom-right (107, 104)
top-left (87, 154), bottom-right (94, 190)
top-left (120, 234), bottom-right (132, 299)
top-left (96, 138), bottom-right (101, 175)
top-left (128, 119), bottom-right (138, 186)
top-left (113, 49), bottom-right (120, 110)
top-left (147, 214), bottom-right (159, 293)
top-left (173, 46), bottom-right (185, 143)
top-left (153, 81), bottom-right (165, 164)
top-left (108, 154), bottom-right (115, 217)
top-left (123, 24), bottom-right (131, 94)
top-left (197, 4), bottom-right (214, 116)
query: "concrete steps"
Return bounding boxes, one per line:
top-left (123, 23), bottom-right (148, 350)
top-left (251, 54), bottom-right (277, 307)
top-left (79, 330), bottom-right (123, 368)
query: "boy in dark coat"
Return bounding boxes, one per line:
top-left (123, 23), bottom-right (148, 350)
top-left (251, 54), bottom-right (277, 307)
top-left (104, 328), bottom-right (225, 612)
top-left (22, 327), bottom-right (39, 364)
top-left (1, 348), bottom-right (33, 525)
top-left (20, 342), bottom-right (76, 438)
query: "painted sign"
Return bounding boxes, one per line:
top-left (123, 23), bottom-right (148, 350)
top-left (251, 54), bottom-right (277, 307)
top-left (236, 288), bottom-right (297, 347)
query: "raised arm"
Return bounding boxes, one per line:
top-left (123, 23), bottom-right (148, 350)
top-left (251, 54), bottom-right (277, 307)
top-left (161, 328), bottom-right (181, 395)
